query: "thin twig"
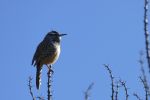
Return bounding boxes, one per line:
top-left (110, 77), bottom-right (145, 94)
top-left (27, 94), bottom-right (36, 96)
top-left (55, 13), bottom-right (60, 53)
top-left (37, 96), bottom-right (45, 100)
top-left (115, 82), bottom-right (120, 100)
top-left (144, 0), bottom-right (150, 73)
top-left (140, 77), bottom-right (148, 100)
top-left (28, 76), bottom-right (36, 100)
top-left (104, 64), bottom-right (115, 100)
top-left (84, 82), bottom-right (94, 100)
top-left (47, 65), bottom-right (53, 100)
top-left (133, 93), bottom-right (142, 100)
top-left (119, 80), bottom-right (129, 100)
top-left (139, 51), bottom-right (150, 95)
top-left (139, 51), bottom-right (147, 84)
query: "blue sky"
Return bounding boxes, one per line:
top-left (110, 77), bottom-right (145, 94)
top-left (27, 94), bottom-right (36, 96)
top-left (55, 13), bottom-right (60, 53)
top-left (0, 0), bottom-right (147, 100)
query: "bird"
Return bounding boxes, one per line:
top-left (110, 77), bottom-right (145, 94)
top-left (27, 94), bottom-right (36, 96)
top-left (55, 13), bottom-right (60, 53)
top-left (32, 31), bottom-right (67, 89)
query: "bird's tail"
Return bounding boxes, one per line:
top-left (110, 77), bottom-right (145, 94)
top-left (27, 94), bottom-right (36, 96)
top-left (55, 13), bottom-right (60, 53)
top-left (36, 67), bottom-right (42, 89)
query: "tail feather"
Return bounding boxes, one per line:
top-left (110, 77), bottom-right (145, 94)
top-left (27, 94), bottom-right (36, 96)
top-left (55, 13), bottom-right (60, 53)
top-left (36, 67), bottom-right (42, 89)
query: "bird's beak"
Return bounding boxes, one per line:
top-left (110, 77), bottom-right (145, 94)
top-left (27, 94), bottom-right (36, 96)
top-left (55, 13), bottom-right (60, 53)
top-left (59, 34), bottom-right (67, 37)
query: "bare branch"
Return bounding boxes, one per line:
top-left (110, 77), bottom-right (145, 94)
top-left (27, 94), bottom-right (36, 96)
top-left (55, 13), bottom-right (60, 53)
top-left (139, 51), bottom-right (150, 95)
top-left (139, 51), bottom-right (148, 83)
top-left (84, 82), bottom-right (94, 100)
top-left (119, 80), bottom-right (129, 100)
top-left (115, 81), bottom-right (120, 100)
top-left (104, 64), bottom-right (115, 100)
top-left (115, 85), bottom-right (119, 100)
top-left (37, 96), bottom-right (45, 100)
top-left (133, 93), bottom-right (142, 100)
top-left (144, 0), bottom-right (150, 72)
top-left (140, 77), bottom-right (148, 100)
top-left (47, 65), bottom-right (53, 100)
top-left (28, 76), bottom-right (36, 100)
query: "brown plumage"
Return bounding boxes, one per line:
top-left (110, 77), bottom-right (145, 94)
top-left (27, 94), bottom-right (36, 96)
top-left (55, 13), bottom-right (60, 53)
top-left (32, 31), bottom-right (66, 89)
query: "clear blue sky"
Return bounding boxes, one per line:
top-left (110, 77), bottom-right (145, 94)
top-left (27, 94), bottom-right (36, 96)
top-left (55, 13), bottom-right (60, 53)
top-left (0, 0), bottom-right (147, 100)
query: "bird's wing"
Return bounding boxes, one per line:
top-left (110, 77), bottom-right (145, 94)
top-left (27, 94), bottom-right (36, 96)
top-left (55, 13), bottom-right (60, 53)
top-left (32, 41), bottom-right (56, 66)
top-left (32, 41), bottom-right (44, 66)
top-left (37, 42), bottom-right (56, 61)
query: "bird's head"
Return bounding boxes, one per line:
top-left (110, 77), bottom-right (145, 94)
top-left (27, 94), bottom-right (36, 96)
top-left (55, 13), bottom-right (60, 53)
top-left (44, 31), bottom-right (67, 43)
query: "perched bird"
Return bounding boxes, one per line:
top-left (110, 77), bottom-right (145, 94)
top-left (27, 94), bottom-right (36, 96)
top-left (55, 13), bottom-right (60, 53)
top-left (32, 31), bottom-right (66, 89)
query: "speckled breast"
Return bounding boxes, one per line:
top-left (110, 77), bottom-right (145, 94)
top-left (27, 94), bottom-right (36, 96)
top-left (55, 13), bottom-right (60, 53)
top-left (44, 43), bottom-right (61, 65)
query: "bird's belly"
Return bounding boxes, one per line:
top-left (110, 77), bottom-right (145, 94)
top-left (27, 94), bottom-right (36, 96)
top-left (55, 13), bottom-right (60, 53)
top-left (44, 47), bottom-right (60, 64)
